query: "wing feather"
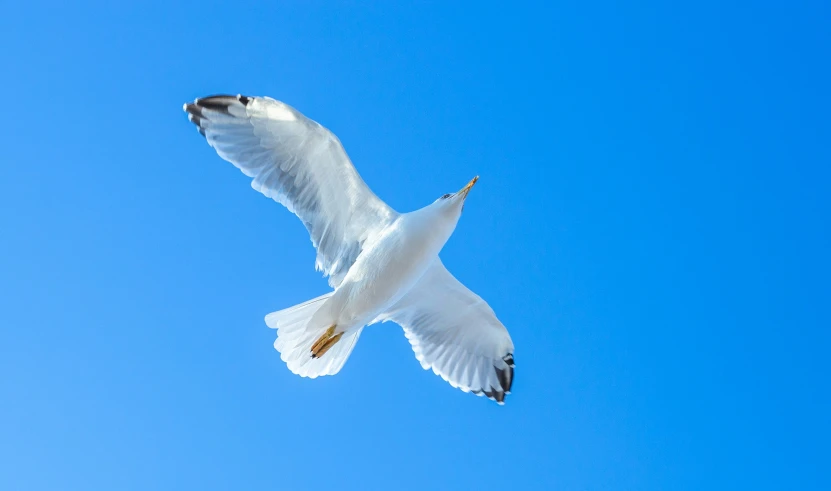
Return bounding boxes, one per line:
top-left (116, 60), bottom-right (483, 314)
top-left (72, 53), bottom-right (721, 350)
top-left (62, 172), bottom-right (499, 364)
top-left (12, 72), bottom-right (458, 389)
top-left (375, 260), bottom-right (515, 404)
top-left (184, 95), bottom-right (397, 287)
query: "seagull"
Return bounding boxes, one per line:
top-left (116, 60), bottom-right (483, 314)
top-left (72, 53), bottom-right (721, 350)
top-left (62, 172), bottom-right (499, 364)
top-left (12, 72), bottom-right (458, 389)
top-left (183, 95), bottom-right (515, 404)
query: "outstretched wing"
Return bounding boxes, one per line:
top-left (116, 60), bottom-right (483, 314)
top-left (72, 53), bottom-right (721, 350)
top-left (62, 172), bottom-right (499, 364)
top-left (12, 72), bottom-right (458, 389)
top-left (184, 95), bottom-right (397, 287)
top-left (374, 260), bottom-right (515, 404)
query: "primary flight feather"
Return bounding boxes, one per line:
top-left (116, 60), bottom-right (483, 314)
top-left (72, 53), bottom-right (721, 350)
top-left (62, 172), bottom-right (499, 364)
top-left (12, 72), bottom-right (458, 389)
top-left (184, 94), bottom-right (515, 404)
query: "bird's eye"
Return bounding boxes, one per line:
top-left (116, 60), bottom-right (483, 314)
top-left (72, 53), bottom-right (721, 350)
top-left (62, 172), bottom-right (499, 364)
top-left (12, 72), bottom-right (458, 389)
top-left (440, 194), bottom-right (452, 200)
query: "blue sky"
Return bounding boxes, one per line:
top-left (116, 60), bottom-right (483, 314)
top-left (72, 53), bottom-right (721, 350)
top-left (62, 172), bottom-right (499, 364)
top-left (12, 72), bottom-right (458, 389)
top-left (1, 1), bottom-right (829, 489)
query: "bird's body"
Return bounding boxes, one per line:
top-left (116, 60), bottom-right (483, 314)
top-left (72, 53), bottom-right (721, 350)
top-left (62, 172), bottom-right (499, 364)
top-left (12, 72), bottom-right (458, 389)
top-left (184, 94), bottom-right (515, 403)
top-left (321, 201), bottom-right (460, 335)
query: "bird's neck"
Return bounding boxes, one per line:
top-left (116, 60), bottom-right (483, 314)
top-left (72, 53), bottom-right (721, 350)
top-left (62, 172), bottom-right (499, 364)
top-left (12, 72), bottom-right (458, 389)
top-left (400, 206), bottom-right (459, 255)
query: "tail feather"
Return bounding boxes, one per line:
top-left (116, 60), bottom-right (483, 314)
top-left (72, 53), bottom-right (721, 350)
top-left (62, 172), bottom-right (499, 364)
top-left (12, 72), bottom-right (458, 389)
top-left (265, 293), bottom-right (362, 378)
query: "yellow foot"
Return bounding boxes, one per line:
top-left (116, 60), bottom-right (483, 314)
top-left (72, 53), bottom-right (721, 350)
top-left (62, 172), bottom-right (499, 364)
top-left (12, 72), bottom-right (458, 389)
top-left (311, 325), bottom-right (343, 359)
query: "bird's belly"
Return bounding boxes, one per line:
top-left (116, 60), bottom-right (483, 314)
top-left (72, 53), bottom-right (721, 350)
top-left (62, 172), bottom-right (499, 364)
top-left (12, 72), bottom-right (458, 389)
top-left (332, 227), bottom-right (441, 328)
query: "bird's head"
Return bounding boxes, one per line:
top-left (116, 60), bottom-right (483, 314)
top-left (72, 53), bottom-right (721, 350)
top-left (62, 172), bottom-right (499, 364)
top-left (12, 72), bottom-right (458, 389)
top-left (431, 175), bottom-right (479, 219)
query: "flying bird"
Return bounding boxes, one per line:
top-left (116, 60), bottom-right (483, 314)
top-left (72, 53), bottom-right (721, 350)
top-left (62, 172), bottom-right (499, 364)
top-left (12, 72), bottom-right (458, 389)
top-left (183, 95), bottom-right (515, 404)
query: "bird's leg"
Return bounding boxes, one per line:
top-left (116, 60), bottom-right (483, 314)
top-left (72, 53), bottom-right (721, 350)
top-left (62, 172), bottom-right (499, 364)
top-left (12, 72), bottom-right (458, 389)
top-left (313, 332), bottom-right (343, 359)
top-left (311, 325), bottom-right (342, 358)
top-left (310, 325), bottom-right (335, 355)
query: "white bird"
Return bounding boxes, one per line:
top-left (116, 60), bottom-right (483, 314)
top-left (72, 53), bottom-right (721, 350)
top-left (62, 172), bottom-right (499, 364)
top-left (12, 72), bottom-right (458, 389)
top-left (184, 95), bottom-right (515, 404)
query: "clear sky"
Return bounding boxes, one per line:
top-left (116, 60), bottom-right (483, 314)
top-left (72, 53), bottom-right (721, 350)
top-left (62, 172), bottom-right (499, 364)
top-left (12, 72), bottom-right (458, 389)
top-left (1, 1), bottom-right (829, 490)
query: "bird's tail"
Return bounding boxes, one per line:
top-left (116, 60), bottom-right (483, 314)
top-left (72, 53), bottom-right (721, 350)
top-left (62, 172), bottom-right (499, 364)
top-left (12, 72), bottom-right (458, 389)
top-left (265, 293), bottom-right (363, 378)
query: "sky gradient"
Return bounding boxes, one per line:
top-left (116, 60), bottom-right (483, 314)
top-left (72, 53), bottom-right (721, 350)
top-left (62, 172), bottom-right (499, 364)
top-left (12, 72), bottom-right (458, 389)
top-left (1, 1), bottom-right (829, 490)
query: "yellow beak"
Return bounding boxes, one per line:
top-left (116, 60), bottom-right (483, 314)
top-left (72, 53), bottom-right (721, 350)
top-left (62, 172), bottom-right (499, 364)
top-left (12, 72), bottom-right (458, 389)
top-left (459, 176), bottom-right (479, 198)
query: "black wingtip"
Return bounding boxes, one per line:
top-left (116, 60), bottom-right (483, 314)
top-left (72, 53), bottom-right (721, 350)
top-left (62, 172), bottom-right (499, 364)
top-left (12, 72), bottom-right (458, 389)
top-left (496, 365), bottom-right (514, 395)
top-left (191, 94), bottom-right (253, 112)
top-left (193, 94), bottom-right (237, 114)
top-left (475, 353), bottom-right (515, 405)
top-left (187, 112), bottom-right (204, 126)
top-left (183, 103), bottom-right (206, 136)
top-left (183, 94), bottom-right (254, 138)
top-left (473, 386), bottom-right (508, 405)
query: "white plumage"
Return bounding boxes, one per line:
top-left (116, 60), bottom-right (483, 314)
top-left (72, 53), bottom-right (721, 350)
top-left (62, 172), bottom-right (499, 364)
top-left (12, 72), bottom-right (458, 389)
top-left (184, 95), bottom-right (515, 404)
